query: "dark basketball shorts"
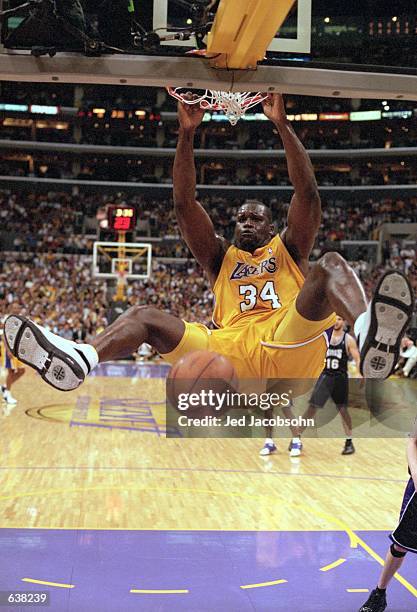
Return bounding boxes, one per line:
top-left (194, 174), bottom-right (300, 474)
top-left (309, 372), bottom-right (349, 408)
top-left (390, 477), bottom-right (417, 553)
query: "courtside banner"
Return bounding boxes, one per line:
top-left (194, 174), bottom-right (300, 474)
top-left (165, 377), bottom-right (417, 438)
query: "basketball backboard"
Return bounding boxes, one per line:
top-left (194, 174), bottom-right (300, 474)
top-left (153, 0), bottom-right (312, 54)
top-left (0, 0), bottom-right (416, 100)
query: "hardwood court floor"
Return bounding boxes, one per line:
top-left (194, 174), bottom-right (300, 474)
top-left (0, 367), bottom-right (411, 534)
top-left (1, 366), bottom-right (416, 610)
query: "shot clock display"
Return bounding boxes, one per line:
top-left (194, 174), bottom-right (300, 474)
top-left (107, 205), bottom-right (137, 232)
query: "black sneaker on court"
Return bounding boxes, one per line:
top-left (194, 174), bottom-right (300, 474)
top-left (341, 439), bottom-right (355, 455)
top-left (355, 271), bottom-right (414, 379)
top-left (4, 315), bottom-right (97, 392)
top-left (358, 588), bottom-right (387, 612)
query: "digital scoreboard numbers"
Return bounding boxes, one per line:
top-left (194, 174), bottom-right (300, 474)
top-left (107, 206), bottom-right (136, 232)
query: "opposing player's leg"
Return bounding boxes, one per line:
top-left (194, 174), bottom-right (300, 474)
top-left (1, 351), bottom-right (25, 405)
top-left (259, 410), bottom-right (278, 456)
top-left (3, 366), bottom-right (25, 405)
top-left (338, 406), bottom-right (355, 455)
top-left (358, 546), bottom-right (407, 612)
top-left (4, 307), bottom-right (186, 391)
top-left (327, 373), bottom-right (355, 454)
top-left (281, 402), bottom-right (303, 456)
top-left (296, 252), bottom-right (414, 378)
top-left (259, 403), bottom-right (302, 456)
top-left (359, 474), bottom-right (416, 611)
top-left (288, 374), bottom-right (329, 454)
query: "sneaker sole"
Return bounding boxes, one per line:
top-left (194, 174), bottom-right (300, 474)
top-left (360, 271), bottom-right (414, 379)
top-left (4, 315), bottom-right (85, 392)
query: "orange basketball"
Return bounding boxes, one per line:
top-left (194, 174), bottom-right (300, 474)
top-left (167, 350), bottom-right (237, 417)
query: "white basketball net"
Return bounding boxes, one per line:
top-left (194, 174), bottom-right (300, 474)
top-left (167, 87), bottom-right (267, 125)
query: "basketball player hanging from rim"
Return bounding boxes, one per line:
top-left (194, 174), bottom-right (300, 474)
top-left (4, 94), bottom-right (415, 394)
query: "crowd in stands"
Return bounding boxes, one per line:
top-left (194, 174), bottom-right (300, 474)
top-left (1, 116), bottom-right (415, 151)
top-left (1, 190), bottom-right (416, 257)
top-left (0, 154), bottom-right (415, 187)
top-left (1, 189), bottom-right (415, 333)
top-left (0, 254), bottom-right (213, 337)
top-left (1, 244), bottom-right (415, 339)
top-left (1, 81), bottom-right (416, 152)
top-left (0, 253), bottom-right (109, 340)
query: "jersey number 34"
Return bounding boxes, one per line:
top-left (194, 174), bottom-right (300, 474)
top-left (239, 281), bottom-right (282, 312)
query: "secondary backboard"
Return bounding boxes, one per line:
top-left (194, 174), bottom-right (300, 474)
top-left (93, 241), bottom-right (152, 280)
top-left (153, 0), bottom-right (312, 54)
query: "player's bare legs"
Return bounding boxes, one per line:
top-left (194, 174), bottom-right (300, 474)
top-left (259, 404), bottom-right (303, 457)
top-left (338, 406), bottom-right (352, 438)
top-left (259, 409), bottom-right (277, 456)
top-left (6, 367), bottom-right (25, 389)
top-left (378, 544), bottom-right (407, 588)
top-left (296, 251), bottom-right (367, 325)
top-left (91, 306), bottom-right (185, 360)
top-left (4, 307), bottom-right (185, 391)
top-left (2, 367), bottom-right (25, 406)
top-left (358, 544), bottom-right (407, 611)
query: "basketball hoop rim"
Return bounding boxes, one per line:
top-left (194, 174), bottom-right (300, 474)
top-left (166, 87), bottom-right (267, 125)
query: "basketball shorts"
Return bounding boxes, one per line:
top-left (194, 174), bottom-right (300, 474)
top-left (161, 298), bottom-right (336, 381)
top-left (390, 477), bottom-right (417, 554)
top-left (309, 373), bottom-right (349, 408)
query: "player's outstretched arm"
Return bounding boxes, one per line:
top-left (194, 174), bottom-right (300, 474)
top-left (262, 93), bottom-right (320, 271)
top-left (173, 97), bottom-right (227, 286)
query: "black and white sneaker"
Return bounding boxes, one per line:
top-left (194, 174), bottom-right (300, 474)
top-left (355, 271), bottom-right (414, 379)
top-left (341, 439), bottom-right (355, 455)
top-left (358, 588), bottom-right (387, 612)
top-left (4, 315), bottom-right (97, 391)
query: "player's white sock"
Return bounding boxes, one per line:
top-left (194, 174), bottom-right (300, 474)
top-left (265, 438), bottom-right (274, 445)
top-left (292, 436), bottom-right (301, 443)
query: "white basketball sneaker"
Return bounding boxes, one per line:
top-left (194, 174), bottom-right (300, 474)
top-left (355, 271), bottom-right (414, 379)
top-left (4, 315), bottom-right (98, 391)
top-left (4, 390), bottom-right (17, 405)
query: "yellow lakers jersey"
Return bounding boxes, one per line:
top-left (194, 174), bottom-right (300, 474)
top-left (212, 234), bottom-right (304, 329)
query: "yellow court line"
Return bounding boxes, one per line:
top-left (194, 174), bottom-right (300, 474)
top-left (320, 558), bottom-right (346, 572)
top-left (347, 589), bottom-right (369, 593)
top-left (241, 579), bottom-right (287, 589)
top-left (351, 532), bottom-right (417, 599)
top-left (130, 589), bottom-right (188, 594)
top-left (22, 578), bottom-right (74, 589)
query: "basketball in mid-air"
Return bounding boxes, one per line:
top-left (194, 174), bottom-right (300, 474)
top-left (167, 350), bottom-right (237, 417)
